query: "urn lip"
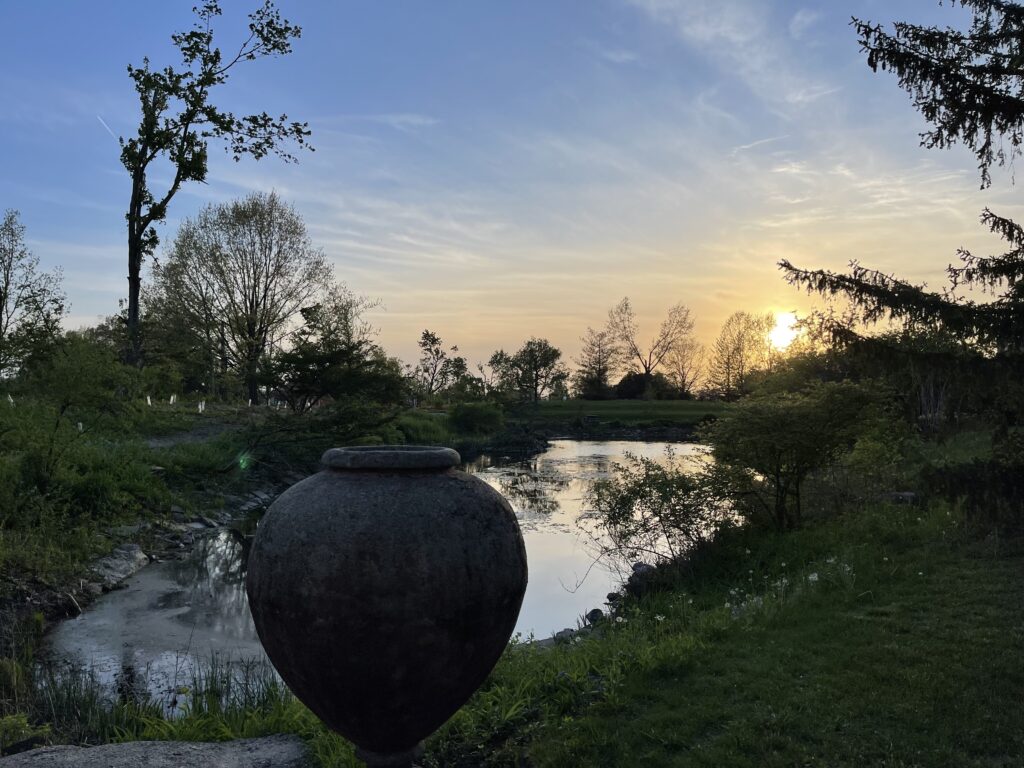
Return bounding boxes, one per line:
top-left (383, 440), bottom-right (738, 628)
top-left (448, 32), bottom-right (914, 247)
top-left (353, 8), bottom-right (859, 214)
top-left (321, 445), bottom-right (461, 470)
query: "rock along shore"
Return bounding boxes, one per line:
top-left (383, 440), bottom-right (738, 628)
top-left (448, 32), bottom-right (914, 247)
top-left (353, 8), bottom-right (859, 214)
top-left (0, 735), bottom-right (311, 768)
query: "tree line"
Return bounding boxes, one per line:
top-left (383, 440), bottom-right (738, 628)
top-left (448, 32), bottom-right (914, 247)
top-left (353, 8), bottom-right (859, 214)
top-left (0, 193), bottom-right (788, 412)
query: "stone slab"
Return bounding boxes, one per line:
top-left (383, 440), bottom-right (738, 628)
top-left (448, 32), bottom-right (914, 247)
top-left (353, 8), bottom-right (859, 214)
top-left (0, 735), bottom-right (311, 768)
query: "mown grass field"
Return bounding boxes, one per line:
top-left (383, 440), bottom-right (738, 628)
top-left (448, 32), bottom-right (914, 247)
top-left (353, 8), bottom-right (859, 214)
top-left (525, 507), bottom-right (1024, 767)
top-left (508, 399), bottom-right (727, 428)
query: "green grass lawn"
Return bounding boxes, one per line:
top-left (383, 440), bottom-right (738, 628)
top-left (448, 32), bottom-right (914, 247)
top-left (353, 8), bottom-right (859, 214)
top-left (525, 510), bottom-right (1024, 767)
top-left (509, 399), bottom-right (726, 428)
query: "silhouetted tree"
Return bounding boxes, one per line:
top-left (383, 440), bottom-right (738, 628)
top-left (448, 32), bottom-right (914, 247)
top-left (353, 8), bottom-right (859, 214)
top-left (121, 1), bottom-right (311, 365)
top-left (0, 210), bottom-right (66, 377)
top-left (615, 370), bottom-right (674, 400)
top-left (606, 297), bottom-right (694, 380)
top-left (158, 192), bottom-right (330, 403)
top-left (267, 284), bottom-right (402, 413)
top-left (573, 326), bottom-right (622, 399)
top-left (492, 338), bottom-right (568, 404)
top-left (664, 337), bottom-right (705, 398)
top-left (708, 311), bottom-right (773, 400)
top-left (782, 2), bottom-right (1024, 421)
top-left (411, 330), bottom-right (469, 401)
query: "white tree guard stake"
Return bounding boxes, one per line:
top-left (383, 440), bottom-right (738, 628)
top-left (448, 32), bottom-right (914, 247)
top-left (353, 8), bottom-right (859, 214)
top-left (147, 395), bottom-right (152, 406)
top-left (6, 394), bottom-right (13, 406)
top-left (77, 422), bottom-right (83, 433)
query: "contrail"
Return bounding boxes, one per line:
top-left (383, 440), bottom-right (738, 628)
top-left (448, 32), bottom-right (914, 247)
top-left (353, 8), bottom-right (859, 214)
top-left (730, 135), bottom-right (788, 157)
top-left (96, 115), bottom-right (118, 141)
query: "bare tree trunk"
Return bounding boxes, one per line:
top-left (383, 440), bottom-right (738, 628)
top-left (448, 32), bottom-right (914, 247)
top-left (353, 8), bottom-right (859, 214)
top-left (247, 359), bottom-right (259, 405)
top-left (127, 234), bottom-right (143, 367)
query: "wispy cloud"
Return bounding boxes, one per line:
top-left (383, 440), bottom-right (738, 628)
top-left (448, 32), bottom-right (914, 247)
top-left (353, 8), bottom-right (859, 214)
top-left (785, 85), bottom-right (842, 105)
top-left (316, 113), bottom-right (440, 131)
top-left (624, 0), bottom-right (838, 113)
top-left (579, 39), bottom-right (639, 65)
top-left (789, 8), bottom-right (822, 40)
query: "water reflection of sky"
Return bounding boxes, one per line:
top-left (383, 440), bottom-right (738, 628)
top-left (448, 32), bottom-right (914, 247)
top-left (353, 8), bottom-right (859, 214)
top-left (45, 440), bottom-right (698, 694)
top-left (467, 440), bottom-right (704, 639)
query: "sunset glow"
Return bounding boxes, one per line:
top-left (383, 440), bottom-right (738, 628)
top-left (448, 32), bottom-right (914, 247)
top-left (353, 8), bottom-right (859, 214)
top-left (769, 312), bottom-right (799, 351)
top-left (0, 1), bottom-right (1002, 363)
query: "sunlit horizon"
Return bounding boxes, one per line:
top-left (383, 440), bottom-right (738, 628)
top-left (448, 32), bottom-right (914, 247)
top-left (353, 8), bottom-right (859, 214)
top-left (1, 1), bottom-right (1008, 365)
top-left (769, 312), bottom-right (800, 352)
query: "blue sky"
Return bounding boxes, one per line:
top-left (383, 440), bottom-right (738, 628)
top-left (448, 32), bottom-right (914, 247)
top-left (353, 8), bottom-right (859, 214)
top-left (0, 1), bottom-right (1012, 363)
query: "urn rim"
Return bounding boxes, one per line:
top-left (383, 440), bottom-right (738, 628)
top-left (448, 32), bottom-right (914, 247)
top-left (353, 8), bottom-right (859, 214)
top-left (321, 445), bottom-right (461, 470)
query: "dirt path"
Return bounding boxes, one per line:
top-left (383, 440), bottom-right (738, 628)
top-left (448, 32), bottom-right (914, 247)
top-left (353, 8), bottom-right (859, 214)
top-left (145, 422), bottom-right (238, 450)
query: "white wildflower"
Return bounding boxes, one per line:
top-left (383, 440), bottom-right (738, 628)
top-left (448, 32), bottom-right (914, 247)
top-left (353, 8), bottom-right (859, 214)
top-left (807, 572), bottom-right (819, 583)
top-left (654, 614), bottom-right (665, 622)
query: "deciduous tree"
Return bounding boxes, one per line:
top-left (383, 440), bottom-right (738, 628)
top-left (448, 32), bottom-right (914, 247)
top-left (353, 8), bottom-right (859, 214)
top-left (606, 297), bottom-right (694, 380)
top-left (572, 326), bottom-right (622, 399)
top-left (0, 210), bottom-right (66, 377)
top-left (121, 1), bottom-right (311, 365)
top-left (664, 337), bottom-right (705, 398)
top-left (412, 330), bottom-right (468, 400)
top-left (158, 192), bottom-right (330, 403)
top-left (708, 311), bottom-right (773, 400)
top-left (707, 383), bottom-right (876, 530)
top-left (269, 285), bottom-right (402, 413)
top-left (492, 338), bottom-right (568, 404)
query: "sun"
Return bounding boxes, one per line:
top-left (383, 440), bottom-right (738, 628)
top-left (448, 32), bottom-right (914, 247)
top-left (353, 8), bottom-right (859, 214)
top-left (769, 312), bottom-right (799, 351)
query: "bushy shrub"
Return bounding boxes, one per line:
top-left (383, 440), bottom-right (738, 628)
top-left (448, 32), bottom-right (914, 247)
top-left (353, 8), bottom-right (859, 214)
top-left (704, 382), bottom-right (877, 530)
top-left (582, 449), bottom-right (729, 565)
top-left (448, 402), bottom-right (504, 436)
top-left (396, 411), bottom-right (450, 445)
top-left (614, 371), bottom-right (676, 400)
top-left (924, 433), bottom-right (1024, 533)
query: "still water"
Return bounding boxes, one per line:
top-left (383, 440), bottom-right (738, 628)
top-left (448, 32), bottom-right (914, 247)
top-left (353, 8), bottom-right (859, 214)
top-left (45, 440), bottom-right (700, 693)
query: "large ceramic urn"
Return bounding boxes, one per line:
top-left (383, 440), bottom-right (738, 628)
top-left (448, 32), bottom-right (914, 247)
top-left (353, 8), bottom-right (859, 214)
top-left (246, 445), bottom-right (528, 767)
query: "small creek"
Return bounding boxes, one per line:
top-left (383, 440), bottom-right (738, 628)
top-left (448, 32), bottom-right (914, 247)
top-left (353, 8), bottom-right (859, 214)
top-left (45, 440), bottom-right (701, 694)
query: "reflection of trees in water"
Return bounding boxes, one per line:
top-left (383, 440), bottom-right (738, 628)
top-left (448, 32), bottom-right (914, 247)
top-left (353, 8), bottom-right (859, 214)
top-left (562, 453), bottom-right (616, 484)
top-left (490, 457), bottom-right (572, 520)
top-left (462, 454), bottom-right (494, 474)
top-left (166, 531), bottom-right (253, 638)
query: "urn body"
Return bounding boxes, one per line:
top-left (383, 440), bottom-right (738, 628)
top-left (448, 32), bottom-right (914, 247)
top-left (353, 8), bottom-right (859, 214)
top-left (246, 446), bottom-right (527, 756)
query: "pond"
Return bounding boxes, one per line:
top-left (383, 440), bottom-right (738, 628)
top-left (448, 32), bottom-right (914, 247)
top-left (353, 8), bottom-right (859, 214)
top-left (44, 440), bottom-right (701, 696)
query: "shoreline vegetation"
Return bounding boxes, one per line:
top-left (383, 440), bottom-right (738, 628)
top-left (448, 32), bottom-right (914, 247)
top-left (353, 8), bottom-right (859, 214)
top-left (0, 399), bottom-right (713, 638)
top-left (3, 399), bottom-right (1022, 766)
top-left (4, 467), bottom-right (1022, 765)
